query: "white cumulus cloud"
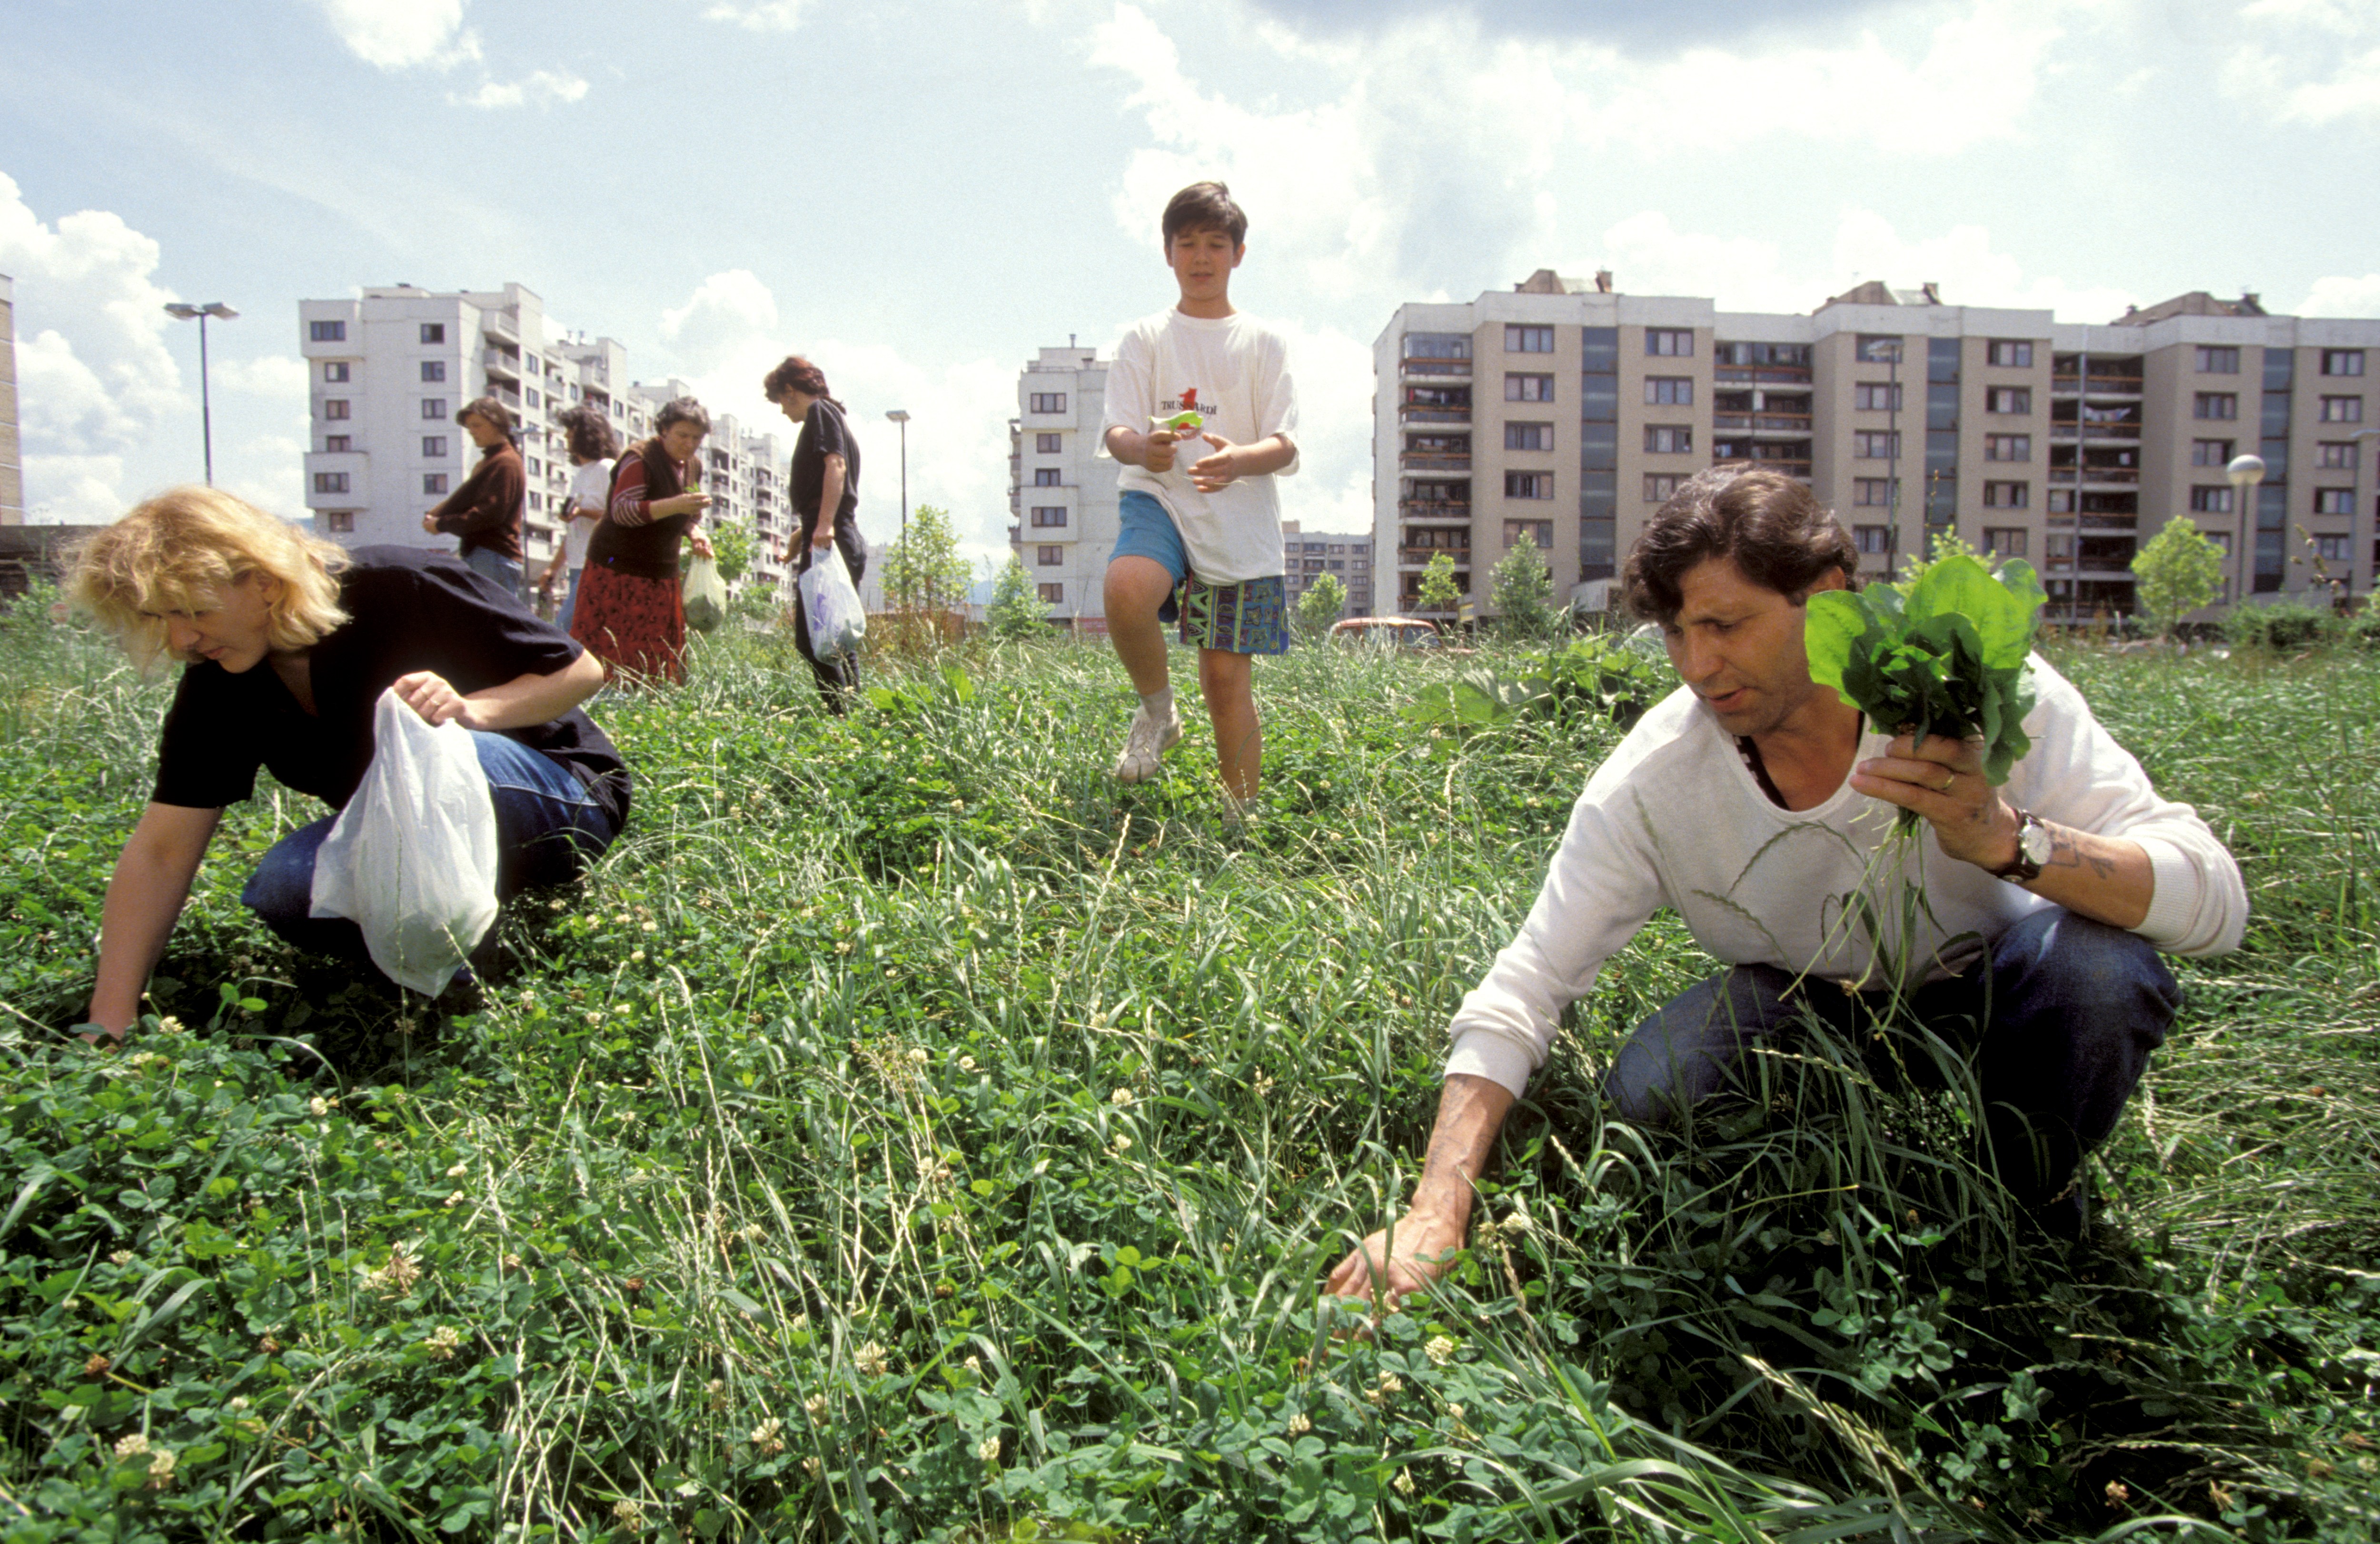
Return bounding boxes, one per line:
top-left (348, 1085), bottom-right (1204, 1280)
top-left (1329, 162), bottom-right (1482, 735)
top-left (312, 0), bottom-right (479, 70)
top-left (214, 355), bottom-right (310, 398)
top-left (2298, 273), bottom-right (2380, 317)
top-left (451, 70), bottom-right (591, 110)
top-left (704, 0), bottom-right (807, 31)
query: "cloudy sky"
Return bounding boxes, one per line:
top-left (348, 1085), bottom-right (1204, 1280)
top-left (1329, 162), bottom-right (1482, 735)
top-left (5, 0), bottom-right (2377, 558)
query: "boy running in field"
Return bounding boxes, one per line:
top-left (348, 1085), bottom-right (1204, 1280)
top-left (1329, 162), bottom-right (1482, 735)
top-left (1101, 181), bottom-right (1300, 807)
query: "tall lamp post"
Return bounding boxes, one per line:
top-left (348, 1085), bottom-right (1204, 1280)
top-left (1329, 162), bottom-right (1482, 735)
top-left (163, 302), bottom-right (239, 485)
top-left (884, 408), bottom-right (910, 612)
top-left (2226, 452), bottom-right (2265, 608)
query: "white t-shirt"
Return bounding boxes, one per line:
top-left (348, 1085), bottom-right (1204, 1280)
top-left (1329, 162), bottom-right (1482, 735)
top-left (562, 458), bottom-right (615, 568)
top-left (1442, 657), bottom-right (2248, 1099)
top-left (1101, 309), bottom-right (1299, 585)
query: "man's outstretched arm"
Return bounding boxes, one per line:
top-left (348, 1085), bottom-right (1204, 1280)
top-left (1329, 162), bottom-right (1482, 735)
top-left (1324, 1073), bottom-right (1516, 1311)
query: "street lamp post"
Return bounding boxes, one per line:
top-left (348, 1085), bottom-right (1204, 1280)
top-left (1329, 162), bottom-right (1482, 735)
top-left (2226, 452), bottom-right (2266, 608)
top-left (884, 409), bottom-right (910, 612)
top-left (163, 302), bottom-right (239, 485)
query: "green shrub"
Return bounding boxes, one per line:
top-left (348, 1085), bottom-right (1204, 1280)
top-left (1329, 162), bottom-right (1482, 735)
top-left (2226, 601), bottom-right (2336, 651)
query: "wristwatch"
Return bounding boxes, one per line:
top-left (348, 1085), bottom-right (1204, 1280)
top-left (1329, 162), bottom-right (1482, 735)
top-left (1988, 809), bottom-right (2052, 884)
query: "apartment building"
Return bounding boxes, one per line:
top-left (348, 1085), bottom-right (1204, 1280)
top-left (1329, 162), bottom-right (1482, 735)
top-left (1374, 273), bottom-right (2380, 620)
top-left (1007, 341), bottom-right (1117, 631)
top-left (1281, 520), bottom-right (1374, 618)
top-left (623, 378), bottom-right (787, 595)
top-left (0, 274), bottom-right (20, 525)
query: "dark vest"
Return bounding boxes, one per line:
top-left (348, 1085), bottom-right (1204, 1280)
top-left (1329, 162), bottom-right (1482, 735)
top-left (584, 439), bottom-right (695, 580)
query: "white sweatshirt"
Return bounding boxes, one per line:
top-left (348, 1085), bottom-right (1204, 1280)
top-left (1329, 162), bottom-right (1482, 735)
top-left (1444, 656), bottom-right (2248, 1099)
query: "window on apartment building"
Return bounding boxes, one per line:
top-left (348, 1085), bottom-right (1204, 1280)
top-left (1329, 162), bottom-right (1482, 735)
top-left (1039, 583), bottom-right (1064, 603)
top-left (2194, 391), bottom-right (2238, 420)
top-left (1855, 335), bottom-right (1904, 364)
top-left (1031, 506), bottom-right (1066, 527)
top-left (2316, 441), bottom-right (2360, 469)
top-left (1854, 525), bottom-right (1894, 555)
top-left (2317, 534), bottom-right (2352, 562)
top-left (526, 388), bottom-right (540, 408)
top-left (2195, 346), bottom-right (2239, 374)
top-left (2318, 396), bottom-right (2364, 423)
top-left (1853, 478), bottom-right (1898, 507)
top-left (2201, 530), bottom-right (2232, 558)
top-left (1854, 383), bottom-right (1902, 411)
top-left (309, 320), bottom-right (347, 342)
top-left (526, 457), bottom-right (542, 475)
top-left (1987, 387), bottom-right (2032, 414)
top-left (313, 472), bottom-right (349, 495)
top-left (420, 360), bottom-right (446, 383)
top-left (421, 435), bottom-right (447, 458)
top-left (1644, 473), bottom-right (1683, 502)
top-left (1984, 434), bottom-right (2032, 462)
top-left (2189, 485), bottom-right (2235, 513)
top-left (1983, 480), bottom-right (2030, 508)
top-left (324, 511), bottom-right (355, 533)
top-left (1036, 433), bottom-right (1061, 452)
top-left (323, 434), bottom-right (351, 452)
top-left (1505, 373), bottom-right (1554, 402)
top-left (1643, 377), bottom-right (1692, 406)
top-left (1645, 329), bottom-right (1693, 357)
top-left (2315, 488), bottom-right (2355, 515)
top-left (422, 398), bottom-right (447, 419)
top-left (1645, 426), bottom-right (1693, 454)
top-left (1986, 340), bottom-right (2033, 368)
top-left (1504, 422), bottom-right (1553, 450)
top-left (321, 398), bottom-right (350, 420)
top-left (423, 473), bottom-right (449, 495)
top-left (2192, 438), bottom-right (2237, 467)
top-left (321, 361), bottom-right (350, 384)
top-left (1033, 468), bottom-right (1063, 486)
top-left (2321, 349), bottom-right (2366, 377)
top-left (1037, 545), bottom-right (1064, 566)
top-left (1853, 431), bottom-right (1900, 459)
top-left (1983, 527), bottom-right (2029, 557)
top-left (1504, 471), bottom-right (1555, 498)
top-left (1505, 325), bottom-right (1554, 353)
top-left (419, 323), bottom-right (446, 344)
top-left (1505, 519), bottom-right (1553, 548)
top-left (2046, 489), bottom-right (2074, 513)
top-left (1028, 392), bottom-right (1067, 413)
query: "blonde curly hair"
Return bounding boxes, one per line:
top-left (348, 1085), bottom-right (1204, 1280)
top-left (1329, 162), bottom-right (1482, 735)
top-left (66, 486), bottom-right (351, 672)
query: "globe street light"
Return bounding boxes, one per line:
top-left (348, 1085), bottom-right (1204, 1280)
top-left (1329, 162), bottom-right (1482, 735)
top-left (163, 302), bottom-right (238, 485)
top-left (2225, 452), bottom-right (2265, 607)
top-left (884, 408), bottom-right (910, 613)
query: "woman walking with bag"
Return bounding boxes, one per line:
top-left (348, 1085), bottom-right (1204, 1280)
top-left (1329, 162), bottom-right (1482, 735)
top-left (571, 396), bottom-right (715, 684)
top-left (539, 404), bottom-right (619, 633)
top-left (765, 356), bottom-right (868, 712)
top-left (66, 486), bottom-right (630, 1038)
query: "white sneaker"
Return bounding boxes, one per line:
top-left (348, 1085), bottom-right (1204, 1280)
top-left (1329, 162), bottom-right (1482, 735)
top-left (1112, 704), bottom-right (1183, 783)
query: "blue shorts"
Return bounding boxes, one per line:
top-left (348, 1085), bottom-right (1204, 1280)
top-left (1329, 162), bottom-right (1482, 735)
top-left (1108, 490), bottom-right (1288, 654)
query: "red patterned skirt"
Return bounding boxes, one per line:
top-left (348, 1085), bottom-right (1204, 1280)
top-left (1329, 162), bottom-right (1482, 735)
top-left (570, 563), bottom-right (685, 683)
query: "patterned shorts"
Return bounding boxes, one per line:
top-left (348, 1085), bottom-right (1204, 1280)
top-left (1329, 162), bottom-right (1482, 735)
top-left (1180, 574), bottom-right (1289, 656)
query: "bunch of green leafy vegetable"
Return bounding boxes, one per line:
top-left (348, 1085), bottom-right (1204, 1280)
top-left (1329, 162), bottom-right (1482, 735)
top-left (1805, 552), bottom-right (2046, 827)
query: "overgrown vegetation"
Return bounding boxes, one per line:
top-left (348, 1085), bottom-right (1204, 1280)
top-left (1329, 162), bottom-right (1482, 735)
top-left (0, 600), bottom-right (2374, 1542)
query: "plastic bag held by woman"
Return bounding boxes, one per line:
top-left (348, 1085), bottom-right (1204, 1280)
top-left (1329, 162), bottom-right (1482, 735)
top-left (682, 552), bottom-right (728, 633)
top-left (798, 545), bottom-right (867, 657)
top-left (309, 688), bottom-right (501, 995)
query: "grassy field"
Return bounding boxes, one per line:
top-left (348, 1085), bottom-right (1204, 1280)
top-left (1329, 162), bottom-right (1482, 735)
top-left (0, 595), bottom-right (2374, 1543)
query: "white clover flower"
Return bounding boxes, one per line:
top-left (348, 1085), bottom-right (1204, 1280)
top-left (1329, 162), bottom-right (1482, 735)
top-left (853, 1341), bottom-right (890, 1376)
top-left (750, 1417), bottom-right (786, 1455)
top-left (803, 1394), bottom-right (828, 1419)
top-left (957, 1055), bottom-right (977, 1072)
top-left (976, 1434), bottom-right (1002, 1463)
top-left (1425, 1335), bottom-right (1457, 1367)
top-left (1109, 1087), bottom-right (1134, 1106)
top-left (424, 1325), bottom-right (463, 1361)
top-left (642, 920), bottom-right (658, 933)
top-left (629, 950), bottom-right (646, 963)
top-left (1392, 1467), bottom-right (1416, 1497)
top-left (309, 1096), bottom-right (330, 1117)
top-left (1287, 1412), bottom-right (1311, 1434)
top-left (1111, 1134), bottom-right (1132, 1155)
top-left (907, 1047), bottom-right (929, 1065)
top-left (114, 1432), bottom-right (150, 1460)
top-left (445, 1161), bottom-right (469, 1178)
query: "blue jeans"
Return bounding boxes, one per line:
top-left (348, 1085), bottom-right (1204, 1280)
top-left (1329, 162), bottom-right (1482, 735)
top-left (553, 566), bottom-right (585, 634)
top-left (462, 547), bottom-right (525, 602)
top-left (241, 731), bottom-right (618, 978)
top-left (1606, 908), bottom-right (2180, 1222)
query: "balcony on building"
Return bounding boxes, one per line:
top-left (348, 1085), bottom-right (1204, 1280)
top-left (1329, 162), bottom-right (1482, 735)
top-left (1401, 431), bottom-right (1469, 472)
top-left (1400, 383), bottom-right (1471, 426)
top-left (483, 347), bottom-right (521, 381)
top-left (2050, 354), bottom-right (2144, 398)
top-left (2051, 399), bottom-right (2142, 441)
top-left (1714, 341), bottom-right (1813, 388)
top-left (1401, 334), bottom-right (1472, 379)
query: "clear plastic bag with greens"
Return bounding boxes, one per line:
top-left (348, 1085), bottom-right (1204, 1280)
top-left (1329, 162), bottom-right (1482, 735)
top-left (682, 553), bottom-right (727, 634)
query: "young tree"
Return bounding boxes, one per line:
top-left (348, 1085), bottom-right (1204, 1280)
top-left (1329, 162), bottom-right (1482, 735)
top-left (1295, 572), bottom-right (1348, 639)
top-left (1415, 551), bottom-right (1461, 615)
top-left (1489, 538), bottom-right (1557, 640)
top-left (709, 519), bottom-right (754, 587)
top-left (2131, 516), bottom-right (2224, 637)
top-left (881, 504), bottom-right (972, 616)
top-left (986, 556), bottom-right (1052, 639)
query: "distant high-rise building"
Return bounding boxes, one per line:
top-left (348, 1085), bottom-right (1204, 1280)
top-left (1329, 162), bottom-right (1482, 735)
top-left (1280, 520), bottom-right (1373, 620)
top-left (0, 273), bottom-right (20, 526)
top-left (1376, 273), bottom-right (2380, 620)
top-left (1007, 342), bottom-right (1117, 631)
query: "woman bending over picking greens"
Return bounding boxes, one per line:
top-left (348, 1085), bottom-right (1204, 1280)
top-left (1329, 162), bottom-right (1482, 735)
top-left (66, 486), bottom-right (633, 1040)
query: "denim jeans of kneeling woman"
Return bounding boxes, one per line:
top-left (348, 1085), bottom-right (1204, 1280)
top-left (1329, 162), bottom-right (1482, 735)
top-left (240, 731), bottom-right (617, 981)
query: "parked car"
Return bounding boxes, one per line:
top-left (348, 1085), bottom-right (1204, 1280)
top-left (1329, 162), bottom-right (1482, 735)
top-left (1329, 617), bottom-right (1472, 653)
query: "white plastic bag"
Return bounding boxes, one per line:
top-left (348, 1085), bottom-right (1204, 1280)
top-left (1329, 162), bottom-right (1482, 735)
top-left (797, 545), bottom-right (867, 657)
top-left (682, 552), bottom-right (727, 634)
top-left (309, 688), bottom-right (500, 996)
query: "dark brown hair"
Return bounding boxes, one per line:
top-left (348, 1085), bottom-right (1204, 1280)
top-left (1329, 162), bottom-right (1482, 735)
top-left (1621, 465), bottom-right (1857, 624)
top-left (652, 396), bottom-right (710, 438)
top-left (557, 403), bottom-right (618, 463)
top-left (763, 355), bottom-right (842, 409)
top-left (1162, 181), bottom-right (1247, 247)
top-left (456, 395), bottom-right (513, 436)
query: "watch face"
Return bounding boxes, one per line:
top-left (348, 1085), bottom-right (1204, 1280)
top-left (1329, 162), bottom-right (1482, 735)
top-left (2019, 818), bottom-right (2054, 867)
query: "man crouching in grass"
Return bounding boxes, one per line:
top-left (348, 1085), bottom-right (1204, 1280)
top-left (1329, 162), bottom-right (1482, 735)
top-left (1328, 465), bottom-right (2246, 1309)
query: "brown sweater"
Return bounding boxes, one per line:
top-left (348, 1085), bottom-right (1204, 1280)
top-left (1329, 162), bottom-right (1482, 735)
top-left (428, 442), bottom-right (526, 561)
